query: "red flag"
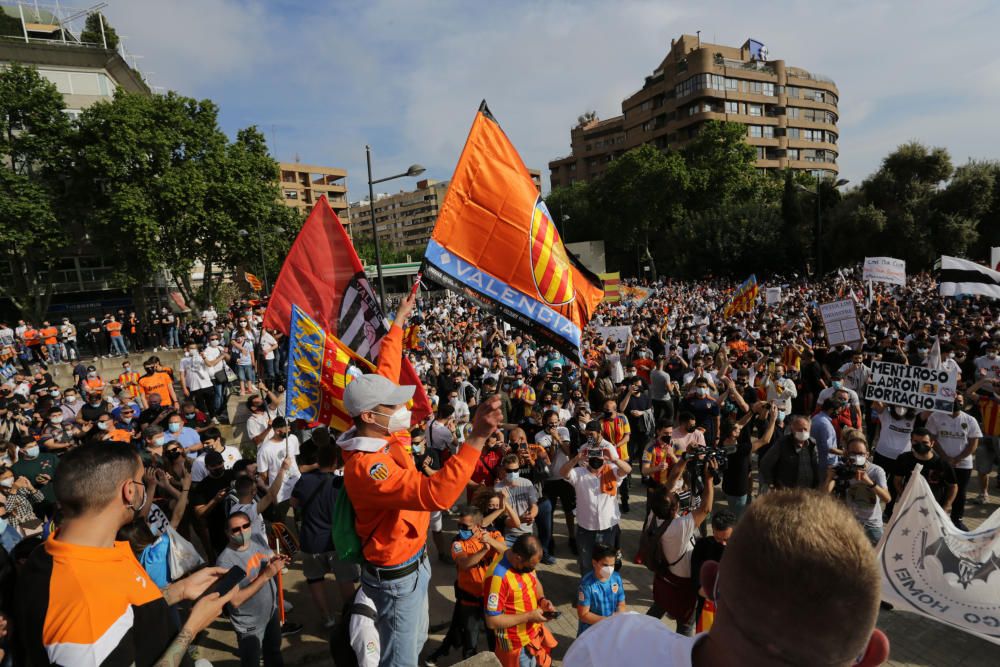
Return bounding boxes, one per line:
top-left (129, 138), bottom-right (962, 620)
top-left (264, 197), bottom-right (431, 425)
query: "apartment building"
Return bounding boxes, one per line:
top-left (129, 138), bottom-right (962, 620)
top-left (278, 162), bottom-right (349, 221)
top-left (550, 35), bottom-right (840, 188)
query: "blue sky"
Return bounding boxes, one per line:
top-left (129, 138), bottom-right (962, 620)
top-left (108, 0), bottom-right (1000, 198)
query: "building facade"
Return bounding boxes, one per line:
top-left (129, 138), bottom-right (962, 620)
top-left (278, 162), bottom-right (349, 221)
top-left (549, 35), bottom-right (840, 188)
top-left (348, 169), bottom-right (542, 255)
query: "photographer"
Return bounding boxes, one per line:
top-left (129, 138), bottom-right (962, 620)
top-left (646, 455), bottom-right (717, 636)
top-left (824, 434), bottom-right (890, 545)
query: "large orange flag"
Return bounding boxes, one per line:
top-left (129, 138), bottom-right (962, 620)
top-left (422, 102), bottom-right (604, 361)
top-left (264, 197), bottom-right (432, 426)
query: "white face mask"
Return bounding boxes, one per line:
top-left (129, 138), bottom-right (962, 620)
top-left (374, 407), bottom-right (411, 433)
top-left (793, 430), bottom-right (809, 442)
top-left (851, 454), bottom-right (867, 467)
top-left (598, 564), bottom-right (614, 581)
top-left (0, 477), bottom-right (13, 488)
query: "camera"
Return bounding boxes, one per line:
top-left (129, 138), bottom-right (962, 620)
top-left (681, 445), bottom-right (731, 496)
top-left (831, 455), bottom-right (866, 496)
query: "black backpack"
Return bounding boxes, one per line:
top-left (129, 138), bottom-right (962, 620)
top-left (635, 515), bottom-right (671, 576)
top-left (330, 593), bottom-right (378, 667)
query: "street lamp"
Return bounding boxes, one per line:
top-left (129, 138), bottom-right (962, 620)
top-left (366, 144), bottom-right (425, 309)
top-left (797, 176), bottom-right (849, 276)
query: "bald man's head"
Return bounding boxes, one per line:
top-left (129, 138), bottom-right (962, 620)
top-left (713, 490), bottom-right (881, 666)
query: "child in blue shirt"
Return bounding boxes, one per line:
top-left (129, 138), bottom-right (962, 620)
top-left (576, 543), bottom-right (627, 635)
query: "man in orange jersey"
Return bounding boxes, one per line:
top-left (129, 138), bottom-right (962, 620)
top-left (106, 314), bottom-right (128, 357)
top-left (16, 442), bottom-right (234, 665)
top-left (484, 534), bottom-right (558, 667)
top-left (40, 320), bottom-right (61, 364)
top-left (338, 371), bottom-right (502, 667)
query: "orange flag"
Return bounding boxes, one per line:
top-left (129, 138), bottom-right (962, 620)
top-left (422, 102), bottom-right (604, 361)
top-left (245, 272), bottom-right (263, 292)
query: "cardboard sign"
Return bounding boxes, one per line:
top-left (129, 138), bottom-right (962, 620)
top-left (596, 326), bottom-right (631, 343)
top-left (818, 300), bottom-right (862, 346)
top-left (863, 257), bottom-right (906, 286)
top-left (862, 361), bottom-right (957, 413)
top-left (765, 287), bottom-right (781, 305)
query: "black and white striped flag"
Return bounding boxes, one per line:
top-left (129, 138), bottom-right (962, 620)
top-left (337, 272), bottom-right (388, 361)
top-left (938, 256), bottom-right (1000, 299)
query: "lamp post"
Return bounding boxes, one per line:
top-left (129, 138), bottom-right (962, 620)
top-left (798, 177), bottom-right (849, 276)
top-left (238, 224), bottom-right (284, 294)
top-left (366, 145), bottom-right (425, 309)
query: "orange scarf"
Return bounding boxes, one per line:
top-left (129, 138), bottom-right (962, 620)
top-left (600, 464), bottom-right (618, 496)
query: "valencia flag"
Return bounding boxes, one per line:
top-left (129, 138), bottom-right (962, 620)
top-left (244, 272), bottom-right (263, 292)
top-left (422, 102), bottom-right (604, 361)
top-left (286, 305), bottom-right (374, 433)
top-left (263, 197), bottom-right (432, 426)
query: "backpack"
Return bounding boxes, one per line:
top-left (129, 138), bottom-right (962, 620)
top-left (330, 484), bottom-right (365, 564)
top-left (330, 593), bottom-right (378, 667)
top-left (634, 515), bottom-right (671, 576)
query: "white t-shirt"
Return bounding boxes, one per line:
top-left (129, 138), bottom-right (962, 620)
top-left (564, 612), bottom-right (702, 667)
top-left (659, 513), bottom-right (697, 578)
top-left (566, 465), bottom-right (625, 532)
top-left (535, 426), bottom-right (571, 481)
top-left (191, 445), bottom-right (243, 482)
top-left (256, 434), bottom-right (301, 503)
top-left (246, 412), bottom-right (271, 444)
top-left (974, 354), bottom-right (1000, 379)
top-left (875, 409), bottom-right (916, 460)
top-left (259, 331), bottom-right (278, 361)
top-left (926, 411), bottom-right (983, 470)
top-left (180, 354), bottom-right (213, 392)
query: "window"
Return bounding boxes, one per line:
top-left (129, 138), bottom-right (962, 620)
top-left (755, 147), bottom-right (765, 159)
top-left (762, 126), bottom-right (775, 138)
top-left (725, 101), bottom-right (739, 114)
top-left (748, 104), bottom-right (763, 117)
top-left (284, 190), bottom-right (298, 200)
top-left (725, 78), bottom-right (738, 90)
top-left (748, 125), bottom-right (763, 138)
top-left (762, 82), bottom-right (775, 97)
top-left (786, 148), bottom-right (800, 160)
top-left (786, 107), bottom-right (800, 119)
top-left (787, 86), bottom-right (799, 98)
top-left (787, 128), bottom-right (800, 139)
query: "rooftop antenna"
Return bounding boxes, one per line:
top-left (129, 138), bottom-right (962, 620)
top-left (696, 30), bottom-right (701, 48)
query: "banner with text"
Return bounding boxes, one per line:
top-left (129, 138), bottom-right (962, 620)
top-left (596, 326), bottom-right (632, 343)
top-left (863, 360), bottom-right (957, 413)
top-left (863, 256), bottom-right (907, 286)
top-left (818, 299), bottom-right (863, 347)
top-left (765, 287), bottom-right (782, 305)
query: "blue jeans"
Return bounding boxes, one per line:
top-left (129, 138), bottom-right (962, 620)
top-left (726, 494), bottom-right (748, 519)
top-left (535, 497), bottom-right (553, 557)
top-left (361, 554), bottom-right (430, 667)
top-left (166, 325), bottom-right (179, 348)
top-left (109, 336), bottom-right (128, 356)
top-left (213, 382), bottom-right (227, 418)
top-left (863, 524), bottom-right (883, 546)
top-left (575, 525), bottom-right (618, 577)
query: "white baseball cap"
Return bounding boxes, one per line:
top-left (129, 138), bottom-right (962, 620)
top-left (343, 374), bottom-right (415, 417)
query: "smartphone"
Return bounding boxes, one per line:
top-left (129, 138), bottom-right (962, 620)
top-left (199, 565), bottom-right (246, 600)
top-left (543, 610), bottom-right (562, 620)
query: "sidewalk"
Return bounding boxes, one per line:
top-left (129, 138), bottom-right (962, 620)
top-left (196, 479), bottom-right (1000, 666)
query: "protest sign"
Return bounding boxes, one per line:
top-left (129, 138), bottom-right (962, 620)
top-left (765, 287), bottom-right (781, 305)
top-left (862, 360), bottom-right (957, 413)
top-left (596, 326), bottom-right (631, 343)
top-left (818, 299), bottom-right (862, 346)
top-left (863, 257), bottom-right (906, 286)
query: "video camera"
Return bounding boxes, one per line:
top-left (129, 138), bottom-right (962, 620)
top-left (831, 454), bottom-right (866, 496)
top-left (681, 445), bottom-right (732, 496)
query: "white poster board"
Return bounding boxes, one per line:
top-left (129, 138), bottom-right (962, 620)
top-left (765, 287), bottom-right (781, 305)
top-left (863, 257), bottom-right (906, 286)
top-left (863, 360), bottom-right (957, 413)
top-left (818, 300), bottom-right (862, 346)
top-left (596, 326), bottom-right (631, 343)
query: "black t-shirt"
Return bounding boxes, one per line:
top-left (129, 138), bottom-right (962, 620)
top-left (625, 393), bottom-right (651, 437)
top-left (691, 536), bottom-right (726, 593)
top-left (291, 471), bottom-right (340, 554)
top-left (722, 440), bottom-right (752, 497)
top-left (895, 453), bottom-right (957, 504)
top-left (800, 361), bottom-right (825, 393)
top-left (80, 401), bottom-right (111, 422)
top-left (191, 469), bottom-right (236, 547)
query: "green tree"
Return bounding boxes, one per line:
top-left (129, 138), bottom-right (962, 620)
top-left (0, 8), bottom-right (23, 37)
top-left (668, 200), bottom-right (783, 277)
top-left (80, 12), bottom-right (119, 49)
top-left (0, 63), bottom-right (74, 321)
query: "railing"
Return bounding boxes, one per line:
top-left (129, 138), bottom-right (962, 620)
top-left (788, 70), bottom-right (836, 85)
top-left (721, 58), bottom-right (776, 74)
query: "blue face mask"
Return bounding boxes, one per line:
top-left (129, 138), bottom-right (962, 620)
top-left (168, 423), bottom-right (181, 433)
top-left (506, 471), bottom-right (520, 482)
top-left (457, 528), bottom-right (474, 541)
top-left (777, 410), bottom-right (786, 422)
top-left (0, 516), bottom-right (8, 534)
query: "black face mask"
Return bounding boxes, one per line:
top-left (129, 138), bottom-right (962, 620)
top-left (588, 456), bottom-right (605, 470)
top-left (165, 449), bottom-right (182, 461)
top-left (659, 434), bottom-right (672, 444)
top-left (912, 442), bottom-right (932, 455)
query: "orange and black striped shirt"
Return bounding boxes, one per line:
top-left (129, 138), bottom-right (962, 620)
top-left (16, 535), bottom-right (184, 666)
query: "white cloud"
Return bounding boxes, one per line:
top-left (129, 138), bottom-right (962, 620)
top-left (106, 0), bottom-right (1000, 195)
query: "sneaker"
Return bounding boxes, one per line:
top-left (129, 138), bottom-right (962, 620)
top-left (540, 554), bottom-right (557, 566)
top-left (424, 657), bottom-right (441, 667)
top-left (281, 621), bottom-right (303, 636)
top-left (973, 493), bottom-right (989, 505)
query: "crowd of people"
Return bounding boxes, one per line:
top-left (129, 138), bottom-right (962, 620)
top-left (1, 267), bottom-right (998, 666)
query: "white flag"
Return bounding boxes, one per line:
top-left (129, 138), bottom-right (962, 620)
top-left (876, 465), bottom-right (1000, 644)
top-left (926, 338), bottom-right (942, 370)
